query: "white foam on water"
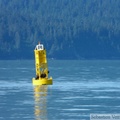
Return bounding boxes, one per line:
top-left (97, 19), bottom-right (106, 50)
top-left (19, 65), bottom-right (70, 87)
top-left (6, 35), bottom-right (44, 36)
top-left (63, 108), bottom-right (90, 111)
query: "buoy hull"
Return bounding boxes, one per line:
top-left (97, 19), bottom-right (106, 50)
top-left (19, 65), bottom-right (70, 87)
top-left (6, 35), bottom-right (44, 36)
top-left (32, 77), bottom-right (53, 85)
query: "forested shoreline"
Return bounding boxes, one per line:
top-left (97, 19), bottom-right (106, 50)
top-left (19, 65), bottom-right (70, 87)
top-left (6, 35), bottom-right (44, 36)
top-left (0, 0), bottom-right (120, 59)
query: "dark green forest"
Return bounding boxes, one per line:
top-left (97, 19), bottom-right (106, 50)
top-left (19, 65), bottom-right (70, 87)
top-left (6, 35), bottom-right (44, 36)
top-left (0, 0), bottom-right (120, 59)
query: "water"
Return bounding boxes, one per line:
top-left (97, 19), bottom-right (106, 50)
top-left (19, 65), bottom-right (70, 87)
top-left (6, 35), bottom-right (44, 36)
top-left (0, 60), bottom-right (120, 120)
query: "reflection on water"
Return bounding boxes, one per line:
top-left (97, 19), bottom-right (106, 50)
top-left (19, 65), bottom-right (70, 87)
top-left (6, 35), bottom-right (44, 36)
top-left (33, 85), bottom-right (48, 120)
top-left (1, 60), bottom-right (120, 120)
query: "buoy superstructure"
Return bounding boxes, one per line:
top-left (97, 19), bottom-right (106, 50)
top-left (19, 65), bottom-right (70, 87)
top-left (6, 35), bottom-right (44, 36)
top-left (32, 42), bottom-right (53, 85)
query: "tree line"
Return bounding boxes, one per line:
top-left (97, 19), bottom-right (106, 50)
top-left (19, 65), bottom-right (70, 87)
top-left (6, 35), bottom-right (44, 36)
top-left (0, 0), bottom-right (120, 59)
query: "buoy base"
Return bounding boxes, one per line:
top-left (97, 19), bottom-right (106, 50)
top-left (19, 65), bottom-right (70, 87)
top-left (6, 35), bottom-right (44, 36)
top-left (32, 77), bottom-right (53, 85)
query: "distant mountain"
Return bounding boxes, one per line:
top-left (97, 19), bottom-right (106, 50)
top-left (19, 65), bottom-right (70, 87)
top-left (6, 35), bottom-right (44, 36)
top-left (0, 0), bottom-right (120, 60)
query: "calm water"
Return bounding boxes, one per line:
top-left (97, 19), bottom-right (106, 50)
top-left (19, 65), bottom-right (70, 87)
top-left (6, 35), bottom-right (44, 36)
top-left (0, 60), bottom-right (120, 120)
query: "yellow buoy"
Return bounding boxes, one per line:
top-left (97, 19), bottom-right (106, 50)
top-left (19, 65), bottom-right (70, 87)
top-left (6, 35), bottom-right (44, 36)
top-left (32, 42), bottom-right (53, 85)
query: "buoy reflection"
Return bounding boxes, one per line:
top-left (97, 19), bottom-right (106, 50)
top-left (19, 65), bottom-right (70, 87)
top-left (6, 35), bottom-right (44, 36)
top-left (34, 85), bottom-right (48, 120)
